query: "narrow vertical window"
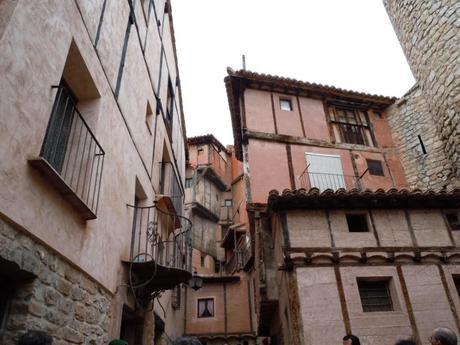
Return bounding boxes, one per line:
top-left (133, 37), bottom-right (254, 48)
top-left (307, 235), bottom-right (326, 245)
top-left (418, 135), bottom-right (427, 154)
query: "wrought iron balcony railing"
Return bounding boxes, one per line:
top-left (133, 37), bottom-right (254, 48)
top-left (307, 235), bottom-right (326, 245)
top-left (30, 85), bottom-right (104, 219)
top-left (126, 203), bottom-right (192, 292)
top-left (298, 167), bottom-right (364, 191)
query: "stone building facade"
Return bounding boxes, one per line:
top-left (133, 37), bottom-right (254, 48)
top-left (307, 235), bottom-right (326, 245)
top-left (0, 0), bottom-right (189, 343)
top-left (383, 0), bottom-right (460, 189)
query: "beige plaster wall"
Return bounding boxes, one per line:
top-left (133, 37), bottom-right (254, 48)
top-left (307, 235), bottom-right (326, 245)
top-left (410, 210), bottom-right (452, 247)
top-left (372, 209), bottom-right (413, 247)
top-left (296, 267), bottom-right (346, 345)
top-left (0, 0), bottom-right (186, 296)
top-left (341, 266), bottom-right (412, 345)
top-left (287, 210), bottom-right (331, 248)
top-left (329, 210), bottom-right (378, 247)
top-left (402, 265), bottom-right (458, 344)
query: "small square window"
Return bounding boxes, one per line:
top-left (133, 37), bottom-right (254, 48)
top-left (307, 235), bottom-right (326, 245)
top-left (366, 159), bottom-right (384, 176)
top-left (224, 199), bottom-right (232, 207)
top-left (197, 298), bottom-right (214, 318)
top-left (445, 212), bottom-right (460, 231)
top-left (357, 278), bottom-right (393, 312)
top-left (280, 99), bottom-right (292, 111)
top-left (346, 214), bottom-right (369, 232)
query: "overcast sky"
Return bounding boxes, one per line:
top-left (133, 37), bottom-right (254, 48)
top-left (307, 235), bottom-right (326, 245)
top-left (172, 0), bottom-right (415, 146)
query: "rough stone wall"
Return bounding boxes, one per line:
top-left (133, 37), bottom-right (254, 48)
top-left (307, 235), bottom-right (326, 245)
top-left (0, 218), bottom-right (112, 345)
top-left (383, 0), bottom-right (460, 188)
top-left (386, 86), bottom-right (453, 188)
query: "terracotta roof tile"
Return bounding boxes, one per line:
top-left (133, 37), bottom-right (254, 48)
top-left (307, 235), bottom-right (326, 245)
top-left (267, 187), bottom-right (460, 210)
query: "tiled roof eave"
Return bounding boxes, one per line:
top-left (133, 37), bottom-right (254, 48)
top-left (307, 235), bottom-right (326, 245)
top-left (267, 187), bottom-right (460, 211)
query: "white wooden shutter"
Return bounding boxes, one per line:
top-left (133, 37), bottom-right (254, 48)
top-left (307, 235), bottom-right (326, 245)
top-left (305, 153), bottom-right (345, 190)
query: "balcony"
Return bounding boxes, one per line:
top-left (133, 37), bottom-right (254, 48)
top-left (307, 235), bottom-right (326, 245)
top-left (159, 161), bottom-right (183, 216)
top-left (29, 85), bottom-right (105, 219)
top-left (125, 203), bottom-right (192, 299)
top-left (223, 233), bottom-right (253, 274)
top-left (219, 205), bottom-right (233, 224)
top-left (298, 166), bottom-right (366, 192)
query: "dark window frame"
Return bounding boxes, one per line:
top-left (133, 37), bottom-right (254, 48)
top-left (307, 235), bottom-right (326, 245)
top-left (197, 298), bottom-right (214, 318)
top-left (346, 213), bottom-right (369, 233)
top-left (329, 106), bottom-right (376, 147)
top-left (453, 275), bottom-right (460, 297)
top-left (445, 211), bottom-right (460, 231)
top-left (279, 98), bottom-right (293, 111)
top-left (366, 159), bottom-right (385, 176)
top-left (357, 278), bottom-right (393, 312)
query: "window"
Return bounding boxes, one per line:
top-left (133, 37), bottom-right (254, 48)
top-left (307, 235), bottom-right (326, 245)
top-left (185, 178), bottom-right (193, 188)
top-left (172, 285), bottom-right (181, 309)
top-left (29, 40), bottom-right (104, 220)
top-left (145, 101), bottom-right (153, 134)
top-left (357, 279), bottom-right (393, 312)
top-left (166, 78), bottom-right (174, 123)
top-left (445, 212), bottom-right (460, 231)
top-left (280, 99), bottom-right (292, 111)
top-left (329, 106), bottom-right (375, 146)
top-left (453, 275), bottom-right (460, 296)
top-left (224, 199), bottom-right (232, 207)
top-left (197, 298), bottom-right (214, 318)
top-left (366, 159), bottom-right (384, 176)
top-left (0, 286), bottom-right (12, 330)
top-left (200, 254), bottom-right (206, 267)
top-left (346, 214), bottom-right (369, 232)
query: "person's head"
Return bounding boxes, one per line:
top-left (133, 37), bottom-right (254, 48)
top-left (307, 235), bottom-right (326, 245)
top-left (395, 339), bottom-right (417, 345)
top-left (431, 328), bottom-right (458, 345)
top-left (17, 331), bottom-right (53, 345)
top-left (343, 334), bottom-right (361, 345)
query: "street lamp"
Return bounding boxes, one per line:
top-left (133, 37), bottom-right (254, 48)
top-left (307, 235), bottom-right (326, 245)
top-left (188, 271), bottom-right (203, 291)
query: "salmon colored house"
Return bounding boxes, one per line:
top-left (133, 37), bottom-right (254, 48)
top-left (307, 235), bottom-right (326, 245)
top-left (224, 68), bottom-right (460, 345)
top-left (184, 135), bottom-right (256, 345)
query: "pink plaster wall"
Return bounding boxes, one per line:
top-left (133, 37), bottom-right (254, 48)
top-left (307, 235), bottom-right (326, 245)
top-left (247, 139), bottom-right (291, 203)
top-left (299, 97), bottom-right (330, 141)
top-left (244, 89), bottom-right (275, 133)
top-left (353, 151), bottom-right (398, 190)
top-left (369, 110), bottom-right (396, 149)
top-left (272, 93), bottom-right (304, 137)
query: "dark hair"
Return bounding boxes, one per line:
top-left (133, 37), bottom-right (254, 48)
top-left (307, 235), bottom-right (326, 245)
top-left (433, 328), bottom-right (458, 345)
top-left (343, 335), bottom-right (361, 345)
top-left (18, 331), bottom-right (53, 345)
top-left (395, 339), bottom-right (417, 345)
